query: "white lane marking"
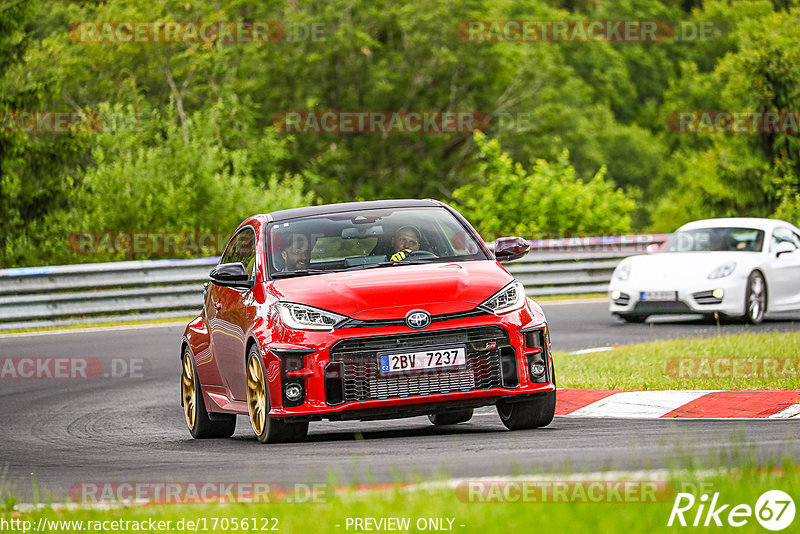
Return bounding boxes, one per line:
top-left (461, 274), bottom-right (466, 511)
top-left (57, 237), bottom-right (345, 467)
top-left (408, 468), bottom-right (729, 493)
top-left (769, 403), bottom-right (800, 419)
top-left (568, 346), bottom-right (618, 355)
top-left (539, 298), bottom-right (608, 305)
top-left (569, 390), bottom-right (720, 418)
top-left (15, 502), bottom-right (123, 512)
top-left (0, 321), bottom-right (190, 339)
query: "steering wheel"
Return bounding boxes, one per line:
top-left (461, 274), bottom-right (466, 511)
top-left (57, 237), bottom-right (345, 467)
top-left (407, 250), bottom-right (438, 259)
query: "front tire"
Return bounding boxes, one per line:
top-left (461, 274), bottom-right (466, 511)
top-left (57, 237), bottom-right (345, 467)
top-left (497, 391), bottom-right (556, 430)
top-left (428, 408), bottom-right (474, 425)
top-left (246, 346), bottom-right (308, 444)
top-left (181, 348), bottom-right (236, 439)
top-left (743, 271), bottom-right (767, 324)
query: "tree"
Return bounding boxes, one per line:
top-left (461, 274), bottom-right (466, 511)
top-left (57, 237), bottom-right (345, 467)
top-left (653, 4), bottom-right (800, 230)
top-left (0, 0), bottom-right (91, 266)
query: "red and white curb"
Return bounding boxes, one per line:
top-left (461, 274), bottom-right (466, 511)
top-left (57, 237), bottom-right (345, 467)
top-left (556, 389), bottom-right (800, 419)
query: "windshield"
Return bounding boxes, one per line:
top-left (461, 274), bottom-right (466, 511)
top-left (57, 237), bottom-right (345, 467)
top-left (266, 207), bottom-right (489, 277)
top-left (666, 227), bottom-right (765, 252)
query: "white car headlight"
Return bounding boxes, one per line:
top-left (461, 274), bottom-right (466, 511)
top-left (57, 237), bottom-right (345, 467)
top-left (708, 262), bottom-right (736, 279)
top-left (479, 281), bottom-right (526, 315)
top-left (276, 303), bottom-right (346, 330)
top-left (614, 262), bottom-right (631, 281)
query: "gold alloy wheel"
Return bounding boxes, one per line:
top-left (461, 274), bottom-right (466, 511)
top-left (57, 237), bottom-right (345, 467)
top-left (247, 355), bottom-right (267, 436)
top-left (181, 353), bottom-right (196, 431)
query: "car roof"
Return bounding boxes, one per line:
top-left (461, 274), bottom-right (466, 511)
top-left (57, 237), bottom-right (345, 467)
top-left (263, 199), bottom-right (445, 222)
top-left (676, 217), bottom-right (797, 232)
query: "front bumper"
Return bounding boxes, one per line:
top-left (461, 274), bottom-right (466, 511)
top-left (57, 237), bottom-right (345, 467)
top-left (608, 279), bottom-right (746, 316)
top-left (278, 392), bottom-right (553, 422)
top-left (262, 305), bottom-right (554, 419)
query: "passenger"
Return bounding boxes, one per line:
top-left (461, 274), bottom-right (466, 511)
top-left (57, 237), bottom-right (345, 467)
top-left (281, 234), bottom-right (312, 271)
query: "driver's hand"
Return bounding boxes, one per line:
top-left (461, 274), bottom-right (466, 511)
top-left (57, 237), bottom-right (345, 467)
top-left (390, 249), bottom-right (412, 261)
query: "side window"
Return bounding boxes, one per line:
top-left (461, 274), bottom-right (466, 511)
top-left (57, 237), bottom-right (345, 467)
top-left (771, 227), bottom-right (800, 252)
top-left (221, 228), bottom-right (257, 278)
top-left (435, 219), bottom-right (480, 256)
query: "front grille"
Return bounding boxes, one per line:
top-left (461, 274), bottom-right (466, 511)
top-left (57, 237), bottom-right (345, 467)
top-left (632, 300), bottom-right (693, 313)
top-left (693, 290), bottom-right (722, 305)
top-left (613, 292), bottom-right (631, 305)
top-left (337, 308), bottom-right (489, 328)
top-left (327, 326), bottom-right (510, 403)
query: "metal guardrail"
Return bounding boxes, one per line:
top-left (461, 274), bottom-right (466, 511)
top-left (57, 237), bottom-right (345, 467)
top-left (0, 235), bottom-right (667, 330)
top-left (512, 234), bottom-right (668, 296)
top-left (0, 258), bottom-right (220, 330)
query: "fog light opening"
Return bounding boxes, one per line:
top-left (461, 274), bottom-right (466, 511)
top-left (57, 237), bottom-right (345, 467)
top-left (611, 289), bottom-right (621, 300)
top-left (284, 383), bottom-right (303, 401)
top-left (529, 360), bottom-right (546, 379)
top-left (712, 288), bottom-right (724, 300)
top-left (524, 329), bottom-right (544, 349)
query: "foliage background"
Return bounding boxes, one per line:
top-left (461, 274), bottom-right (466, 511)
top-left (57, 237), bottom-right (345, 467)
top-left (1, 0), bottom-right (799, 266)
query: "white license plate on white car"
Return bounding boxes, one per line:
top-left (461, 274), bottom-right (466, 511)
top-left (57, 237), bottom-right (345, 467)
top-left (379, 346), bottom-right (466, 374)
top-left (640, 291), bottom-right (678, 302)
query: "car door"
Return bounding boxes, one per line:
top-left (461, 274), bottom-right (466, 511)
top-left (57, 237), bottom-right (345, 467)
top-left (208, 227), bottom-right (258, 401)
top-left (765, 227), bottom-right (800, 310)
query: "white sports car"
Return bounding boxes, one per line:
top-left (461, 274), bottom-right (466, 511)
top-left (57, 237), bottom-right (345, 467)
top-left (609, 218), bottom-right (800, 324)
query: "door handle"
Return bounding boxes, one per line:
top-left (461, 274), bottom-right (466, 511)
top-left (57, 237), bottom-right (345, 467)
top-left (214, 300), bottom-right (222, 311)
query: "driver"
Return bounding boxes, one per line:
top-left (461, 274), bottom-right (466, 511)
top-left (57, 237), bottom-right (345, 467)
top-left (390, 226), bottom-right (421, 261)
top-left (281, 234), bottom-right (312, 271)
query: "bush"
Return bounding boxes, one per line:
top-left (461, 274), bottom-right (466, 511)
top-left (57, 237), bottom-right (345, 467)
top-left (452, 131), bottom-right (636, 240)
top-left (3, 101), bottom-right (313, 266)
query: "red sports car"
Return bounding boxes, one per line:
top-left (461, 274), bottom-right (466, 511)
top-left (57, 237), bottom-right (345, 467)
top-left (181, 199), bottom-right (556, 443)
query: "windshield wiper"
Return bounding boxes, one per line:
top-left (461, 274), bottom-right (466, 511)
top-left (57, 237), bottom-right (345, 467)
top-left (275, 261), bottom-right (434, 277)
top-left (343, 260), bottom-right (432, 271)
top-left (271, 269), bottom-right (331, 279)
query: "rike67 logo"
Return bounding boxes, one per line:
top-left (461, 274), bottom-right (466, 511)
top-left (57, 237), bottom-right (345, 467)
top-left (668, 490), bottom-right (795, 530)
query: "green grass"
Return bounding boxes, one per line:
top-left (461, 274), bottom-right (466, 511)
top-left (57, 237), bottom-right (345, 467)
top-left (3, 461), bottom-right (798, 533)
top-left (0, 315), bottom-right (196, 335)
top-left (554, 332), bottom-right (800, 390)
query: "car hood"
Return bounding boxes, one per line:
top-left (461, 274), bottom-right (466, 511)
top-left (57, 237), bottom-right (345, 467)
top-left (622, 251), bottom-right (760, 283)
top-left (270, 261), bottom-right (513, 320)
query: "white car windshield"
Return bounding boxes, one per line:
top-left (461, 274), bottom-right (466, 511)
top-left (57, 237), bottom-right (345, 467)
top-left (666, 227), bottom-right (764, 252)
top-left (267, 207), bottom-right (488, 277)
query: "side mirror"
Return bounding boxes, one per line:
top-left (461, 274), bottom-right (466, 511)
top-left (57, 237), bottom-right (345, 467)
top-left (209, 262), bottom-right (252, 288)
top-left (494, 236), bottom-right (530, 262)
top-left (776, 241), bottom-right (797, 257)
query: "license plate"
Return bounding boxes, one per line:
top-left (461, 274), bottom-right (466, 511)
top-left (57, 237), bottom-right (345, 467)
top-left (379, 346), bottom-right (466, 374)
top-left (640, 291), bottom-right (677, 302)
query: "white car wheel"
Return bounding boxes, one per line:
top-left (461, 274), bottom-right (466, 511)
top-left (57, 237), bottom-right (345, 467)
top-left (744, 271), bottom-right (767, 324)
